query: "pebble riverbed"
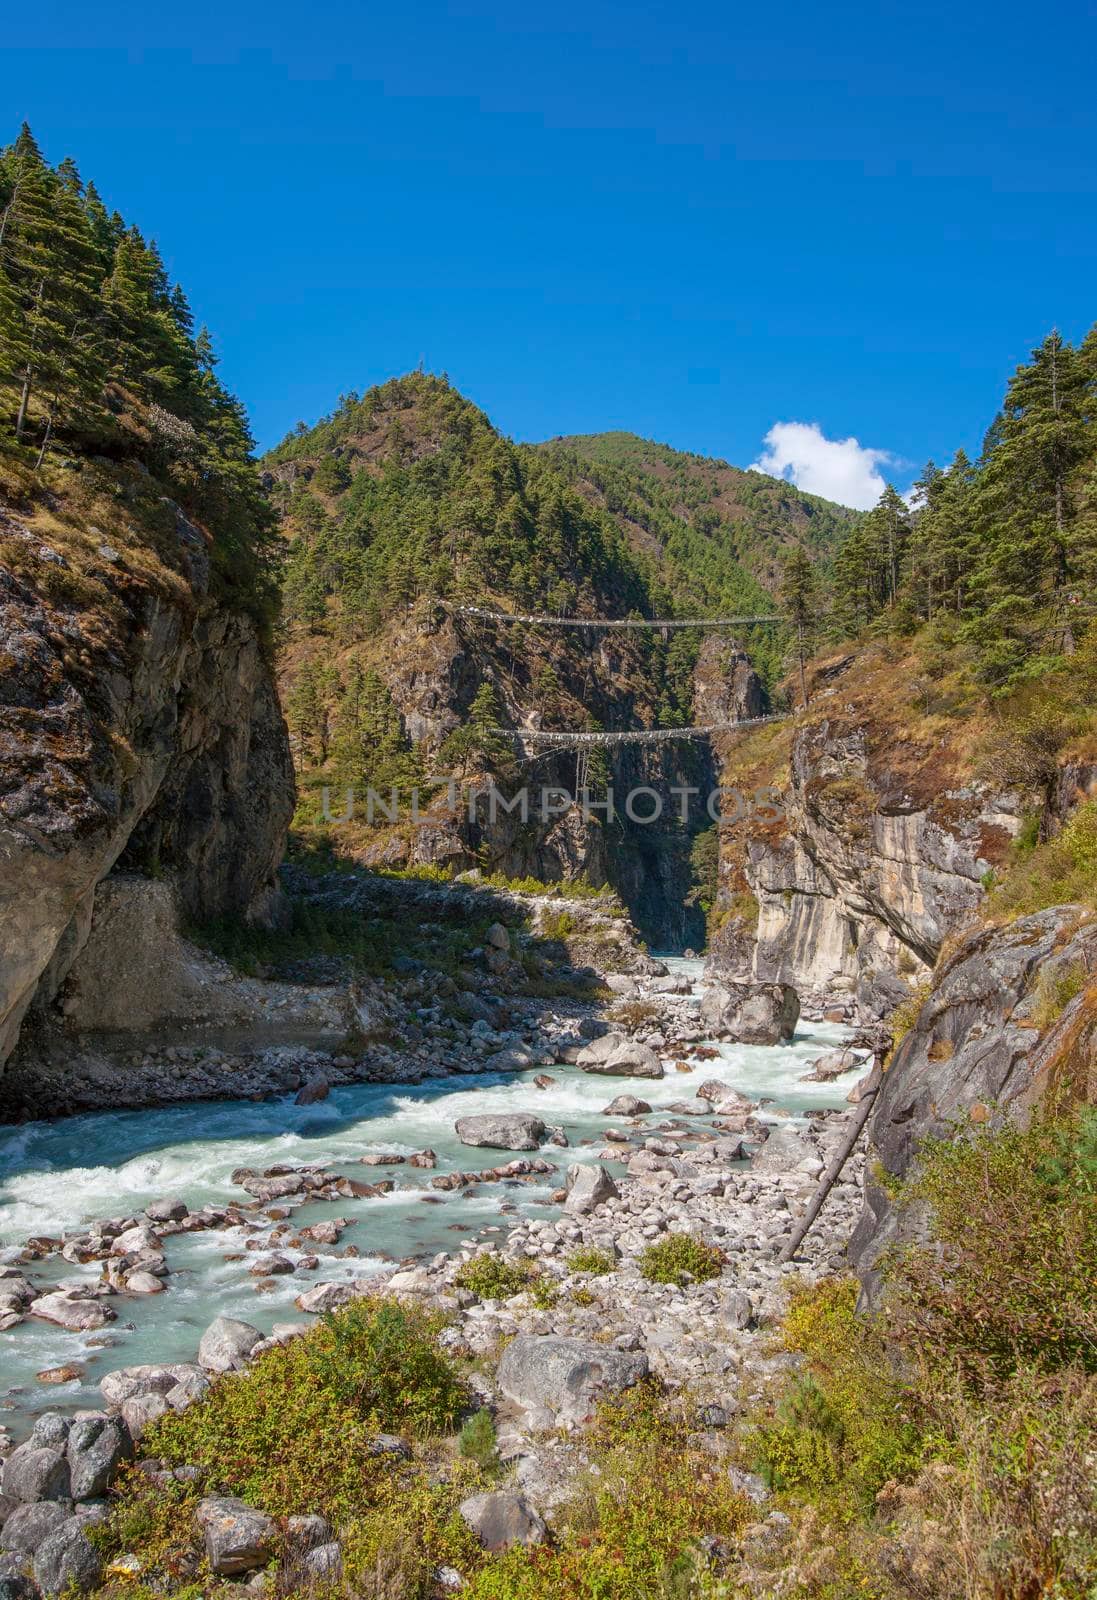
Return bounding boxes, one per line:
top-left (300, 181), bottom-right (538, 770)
top-left (0, 959), bottom-right (864, 1435)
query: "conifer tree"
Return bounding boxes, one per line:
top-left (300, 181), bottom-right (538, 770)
top-left (779, 547), bottom-right (817, 708)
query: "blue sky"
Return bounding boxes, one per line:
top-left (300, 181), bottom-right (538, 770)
top-left (5, 0), bottom-right (1096, 506)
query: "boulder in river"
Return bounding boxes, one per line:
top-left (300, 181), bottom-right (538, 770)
top-left (28, 1292), bottom-right (115, 1332)
top-left (699, 982), bottom-right (799, 1045)
top-left (496, 1334), bottom-right (648, 1425)
top-left (454, 1114), bottom-right (546, 1151)
top-left (577, 1038), bottom-right (663, 1079)
top-left (601, 1094), bottom-right (651, 1116)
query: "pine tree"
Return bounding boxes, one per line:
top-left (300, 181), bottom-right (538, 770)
top-left (440, 681), bottom-right (515, 778)
top-left (779, 547), bottom-right (817, 708)
top-left (0, 125), bottom-right (105, 452)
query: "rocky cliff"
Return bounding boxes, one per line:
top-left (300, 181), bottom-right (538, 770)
top-left (707, 646), bottom-right (1030, 1016)
top-left (849, 904), bottom-right (1097, 1296)
top-left (0, 489), bottom-right (294, 1085)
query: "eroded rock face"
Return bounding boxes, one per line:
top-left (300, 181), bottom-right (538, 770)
top-left (850, 906), bottom-right (1097, 1298)
top-left (0, 501), bottom-right (293, 1080)
top-left (708, 707), bottom-right (1027, 1013)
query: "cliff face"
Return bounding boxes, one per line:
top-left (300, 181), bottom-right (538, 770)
top-left (849, 904), bottom-right (1097, 1297)
top-left (707, 649), bottom-right (1029, 1015)
top-left (0, 497), bottom-right (294, 1077)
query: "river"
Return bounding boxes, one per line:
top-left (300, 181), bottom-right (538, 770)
top-left (0, 958), bottom-right (862, 1425)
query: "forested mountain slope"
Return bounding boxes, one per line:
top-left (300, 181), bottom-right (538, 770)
top-left (538, 429), bottom-right (858, 599)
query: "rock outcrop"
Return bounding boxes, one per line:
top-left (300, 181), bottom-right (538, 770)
top-left (0, 501), bottom-right (294, 1082)
top-left (850, 905), bottom-right (1097, 1297)
top-left (708, 655), bottom-right (1029, 1016)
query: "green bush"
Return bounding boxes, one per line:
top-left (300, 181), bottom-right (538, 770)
top-left (889, 1108), bottom-right (1097, 1384)
top-left (140, 1297), bottom-right (467, 1519)
top-left (990, 798), bottom-right (1097, 916)
top-left (566, 1246), bottom-right (615, 1275)
top-left (453, 1253), bottom-right (535, 1300)
top-left (639, 1233), bottom-right (725, 1286)
top-left (305, 1296), bottom-right (469, 1433)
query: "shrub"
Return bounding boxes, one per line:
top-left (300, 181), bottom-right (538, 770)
top-left (639, 1234), bottom-right (725, 1286)
top-left (608, 999), bottom-right (660, 1030)
top-left (463, 1384), bottom-right (750, 1600)
top-left (566, 1246), bottom-right (615, 1275)
top-left (453, 1253), bottom-right (535, 1300)
top-left (749, 1278), bottom-right (924, 1508)
top-left (459, 1408), bottom-right (501, 1474)
top-left (139, 1297), bottom-right (467, 1519)
top-left (989, 798), bottom-right (1097, 917)
top-left (1030, 959), bottom-right (1088, 1029)
top-left (888, 1109), bottom-right (1097, 1385)
top-left (305, 1296), bottom-right (469, 1434)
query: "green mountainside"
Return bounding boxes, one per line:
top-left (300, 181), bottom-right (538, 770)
top-left (538, 429), bottom-right (859, 603)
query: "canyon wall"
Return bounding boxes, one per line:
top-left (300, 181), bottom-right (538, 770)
top-left (0, 501), bottom-right (294, 1080)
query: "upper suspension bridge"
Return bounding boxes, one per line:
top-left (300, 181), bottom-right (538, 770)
top-left (448, 602), bottom-right (780, 631)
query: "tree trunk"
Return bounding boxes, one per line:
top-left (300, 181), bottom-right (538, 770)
top-left (778, 1062), bottom-right (882, 1263)
top-left (14, 368), bottom-right (31, 440)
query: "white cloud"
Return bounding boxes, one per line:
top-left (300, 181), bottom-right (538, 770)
top-left (750, 421), bottom-right (897, 511)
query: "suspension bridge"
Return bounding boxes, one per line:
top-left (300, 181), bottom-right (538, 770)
top-left (499, 715), bottom-right (785, 750)
top-left (448, 603), bottom-right (780, 630)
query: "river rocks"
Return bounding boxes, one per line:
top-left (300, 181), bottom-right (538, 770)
top-left (455, 1114), bottom-right (546, 1151)
top-left (198, 1316), bottom-right (263, 1373)
top-left (576, 1036), bottom-right (663, 1078)
top-left (497, 1335), bottom-right (648, 1425)
top-left (1, 1445), bottom-right (69, 1504)
top-left (144, 1196), bottom-right (188, 1223)
top-left (459, 1491), bottom-right (548, 1551)
top-left (124, 1271), bottom-right (165, 1295)
top-left (33, 1517), bottom-right (102, 1596)
top-left (295, 1281), bottom-right (358, 1314)
top-left (563, 1164), bottom-right (618, 1216)
top-left (100, 1363), bottom-right (205, 1409)
top-left (294, 1074), bottom-right (330, 1105)
top-left (27, 1292), bottom-right (115, 1332)
top-left (750, 1127), bottom-right (817, 1174)
top-left (0, 1501), bottom-right (71, 1555)
top-left (120, 1394), bottom-right (170, 1443)
top-left (602, 1094), bottom-right (651, 1116)
top-left (67, 1419), bottom-right (126, 1502)
top-left (802, 1047), bottom-right (858, 1081)
top-left (196, 1496), bottom-right (277, 1576)
top-left (699, 983), bottom-right (799, 1045)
